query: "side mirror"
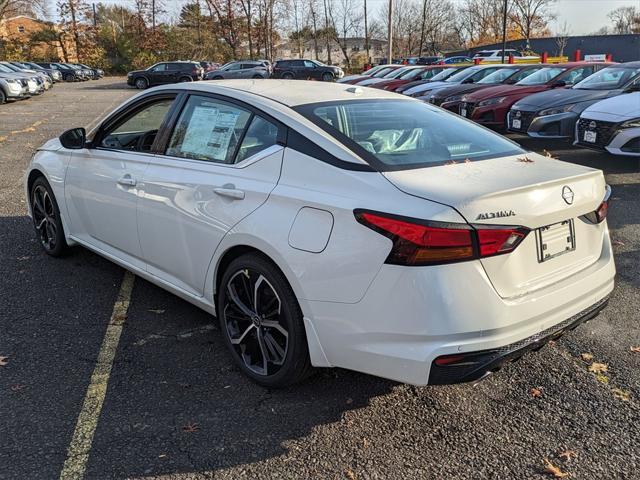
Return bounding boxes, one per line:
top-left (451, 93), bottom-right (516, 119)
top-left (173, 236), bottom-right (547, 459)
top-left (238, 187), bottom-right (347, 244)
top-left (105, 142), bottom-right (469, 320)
top-left (625, 84), bottom-right (640, 92)
top-left (553, 80), bottom-right (567, 88)
top-left (59, 127), bottom-right (86, 149)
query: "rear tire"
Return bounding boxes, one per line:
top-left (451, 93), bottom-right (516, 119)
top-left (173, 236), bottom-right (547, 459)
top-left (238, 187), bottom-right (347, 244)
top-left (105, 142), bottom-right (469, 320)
top-left (135, 77), bottom-right (148, 89)
top-left (281, 72), bottom-right (294, 80)
top-left (30, 176), bottom-right (69, 257)
top-left (217, 253), bottom-right (313, 388)
top-left (252, 74), bottom-right (263, 79)
top-left (179, 76), bottom-right (192, 83)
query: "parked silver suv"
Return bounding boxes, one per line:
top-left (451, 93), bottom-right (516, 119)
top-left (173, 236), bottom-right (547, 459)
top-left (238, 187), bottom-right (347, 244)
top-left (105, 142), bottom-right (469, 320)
top-left (205, 61), bottom-right (270, 80)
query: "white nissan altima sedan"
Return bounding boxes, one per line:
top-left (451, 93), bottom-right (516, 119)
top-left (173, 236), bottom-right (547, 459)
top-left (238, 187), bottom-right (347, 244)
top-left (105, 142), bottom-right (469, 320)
top-left (25, 80), bottom-right (615, 387)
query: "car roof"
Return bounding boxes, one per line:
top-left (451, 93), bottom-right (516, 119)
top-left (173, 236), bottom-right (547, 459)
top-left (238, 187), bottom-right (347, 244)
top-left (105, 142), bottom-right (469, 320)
top-left (160, 79), bottom-right (408, 107)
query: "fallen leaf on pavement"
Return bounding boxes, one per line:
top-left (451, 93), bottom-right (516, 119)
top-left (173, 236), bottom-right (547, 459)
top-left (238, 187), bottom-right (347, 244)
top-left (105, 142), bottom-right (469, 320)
top-left (630, 346), bottom-right (640, 353)
top-left (595, 373), bottom-right (609, 384)
top-left (11, 384), bottom-right (25, 391)
top-left (0, 356), bottom-right (8, 366)
top-left (543, 149), bottom-right (558, 159)
top-left (148, 309), bottom-right (165, 314)
top-left (531, 388), bottom-right (543, 398)
top-left (580, 353), bottom-right (594, 361)
top-left (559, 450), bottom-right (577, 461)
top-left (611, 388), bottom-right (631, 402)
top-left (363, 438), bottom-right (369, 448)
top-left (345, 468), bottom-right (356, 480)
top-left (517, 156), bottom-right (534, 163)
top-left (611, 240), bottom-right (625, 247)
top-left (544, 458), bottom-right (569, 478)
top-left (588, 362), bottom-right (608, 374)
top-left (182, 422), bottom-right (199, 433)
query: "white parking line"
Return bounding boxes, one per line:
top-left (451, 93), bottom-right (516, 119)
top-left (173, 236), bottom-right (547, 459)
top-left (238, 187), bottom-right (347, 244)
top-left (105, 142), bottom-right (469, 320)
top-left (59, 271), bottom-right (135, 480)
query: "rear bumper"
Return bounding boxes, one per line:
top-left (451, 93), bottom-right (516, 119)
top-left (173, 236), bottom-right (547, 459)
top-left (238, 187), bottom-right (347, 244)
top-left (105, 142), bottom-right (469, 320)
top-left (428, 296), bottom-right (609, 384)
top-left (305, 232), bottom-right (615, 385)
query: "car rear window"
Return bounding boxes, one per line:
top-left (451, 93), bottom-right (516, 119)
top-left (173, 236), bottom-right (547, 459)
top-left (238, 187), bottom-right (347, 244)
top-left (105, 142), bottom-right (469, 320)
top-left (295, 99), bottom-right (523, 171)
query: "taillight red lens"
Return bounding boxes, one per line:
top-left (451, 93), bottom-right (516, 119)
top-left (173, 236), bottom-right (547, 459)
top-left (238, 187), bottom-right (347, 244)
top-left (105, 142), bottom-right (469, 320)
top-left (476, 228), bottom-right (528, 257)
top-left (356, 211), bottom-right (475, 265)
top-left (356, 210), bottom-right (529, 266)
top-left (584, 185), bottom-right (611, 224)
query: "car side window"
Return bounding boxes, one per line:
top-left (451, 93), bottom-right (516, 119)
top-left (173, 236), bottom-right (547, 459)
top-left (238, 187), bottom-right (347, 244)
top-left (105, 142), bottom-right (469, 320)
top-left (151, 63), bottom-right (167, 72)
top-left (167, 63), bottom-right (181, 71)
top-left (236, 116), bottom-right (279, 163)
top-left (166, 95), bottom-right (252, 164)
top-left (304, 61), bottom-right (316, 68)
top-left (99, 98), bottom-right (174, 152)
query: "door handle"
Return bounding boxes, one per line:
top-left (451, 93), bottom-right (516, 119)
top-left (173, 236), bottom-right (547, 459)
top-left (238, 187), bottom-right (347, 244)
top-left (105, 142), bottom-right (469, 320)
top-left (117, 175), bottom-right (137, 187)
top-left (213, 187), bottom-right (245, 200)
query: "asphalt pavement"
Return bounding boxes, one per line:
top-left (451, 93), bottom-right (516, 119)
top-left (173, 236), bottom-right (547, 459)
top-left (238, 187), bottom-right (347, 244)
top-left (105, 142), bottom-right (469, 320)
top-left (1, 78), bottom-right (639, 480)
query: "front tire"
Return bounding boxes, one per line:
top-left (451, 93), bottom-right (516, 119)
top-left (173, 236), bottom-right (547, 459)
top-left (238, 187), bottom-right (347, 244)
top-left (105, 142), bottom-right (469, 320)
top-left (217, 253), bottom-right (312, 387)
top-left (30, 176), bottom-right (69, 257)
top-left (322, 72), bottom-right (334, 82)
top-left (135, 77), bottom-right (148, 89)
top-left (0, 89), bottom-right (6, 104)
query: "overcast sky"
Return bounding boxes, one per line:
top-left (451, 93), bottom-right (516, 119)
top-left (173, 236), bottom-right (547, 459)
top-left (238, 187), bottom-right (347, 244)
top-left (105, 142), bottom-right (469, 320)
top-left (49, 0), bottom-right (638, 36)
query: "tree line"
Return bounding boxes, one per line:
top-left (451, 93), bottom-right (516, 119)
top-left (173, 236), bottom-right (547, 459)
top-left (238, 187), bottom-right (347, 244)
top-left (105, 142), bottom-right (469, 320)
top-left (0, 0), bottom-right (638, 73)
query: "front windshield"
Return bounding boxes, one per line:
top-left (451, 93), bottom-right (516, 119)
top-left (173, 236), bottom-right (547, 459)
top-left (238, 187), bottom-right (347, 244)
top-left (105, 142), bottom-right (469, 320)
top-left (478, 68), bottom-right (519, 84)
top-left (296, 99), bottom-right (523, 171)
top-left (429, 68), bottom-right (460, 81)
top-left (384, 67), bottom-right (413, 79)
top-left (573, 66), bottom-right (640, 90)
top-left (399, 68), bottom-right (425, 80)
top-left (445, 66), bottom-right (482, 83)
top-left (373, 67), bottom-right (395, 78)
top-left (516, 67), bottom-right (566, 85)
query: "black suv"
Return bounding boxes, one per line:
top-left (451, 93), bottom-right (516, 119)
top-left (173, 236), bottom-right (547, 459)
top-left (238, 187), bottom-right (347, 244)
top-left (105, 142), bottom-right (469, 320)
top-left (272, 59), bottom-right (343, 81)
top-left (127, 61), bottom-right (204, 89)
top-left (36, 62), bottom-right (82, 82)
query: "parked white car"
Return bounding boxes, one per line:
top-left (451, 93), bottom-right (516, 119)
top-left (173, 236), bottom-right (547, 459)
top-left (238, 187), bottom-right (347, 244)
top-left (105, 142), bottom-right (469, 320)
top-left (25, 80), bottom-right (615, 387)
top-left (472, 49), bottom-right (539, 62)
top-left (575, 92), bottom-right (640, 156)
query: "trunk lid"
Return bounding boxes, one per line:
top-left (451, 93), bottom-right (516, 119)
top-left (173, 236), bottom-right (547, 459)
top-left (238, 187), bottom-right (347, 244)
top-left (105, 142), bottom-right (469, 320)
top-left (383, 153), bottom-right (608, 298)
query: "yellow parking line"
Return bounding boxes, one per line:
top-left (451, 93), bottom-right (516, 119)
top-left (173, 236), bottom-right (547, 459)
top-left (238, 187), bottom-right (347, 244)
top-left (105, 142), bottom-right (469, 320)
top-left (60, 271), bottom-right (136, 480)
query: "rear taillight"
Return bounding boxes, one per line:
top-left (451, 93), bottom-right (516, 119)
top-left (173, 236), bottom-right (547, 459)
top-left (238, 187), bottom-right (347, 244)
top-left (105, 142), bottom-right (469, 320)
top-left (584, 185), bottom-right (611, 224)
top-left (355, 210), bottom-right (529, 266)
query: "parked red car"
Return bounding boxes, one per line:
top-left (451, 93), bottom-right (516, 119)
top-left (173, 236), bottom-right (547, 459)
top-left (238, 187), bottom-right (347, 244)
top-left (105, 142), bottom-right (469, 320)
top-left (371, 66), bottom-right (450, 91)
top-left (459, 62), bottom-right (610, 130)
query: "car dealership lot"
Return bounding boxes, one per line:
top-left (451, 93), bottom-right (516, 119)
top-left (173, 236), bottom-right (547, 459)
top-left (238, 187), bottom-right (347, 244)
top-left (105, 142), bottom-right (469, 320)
top-left (1, 78), bottom-right (639, 479)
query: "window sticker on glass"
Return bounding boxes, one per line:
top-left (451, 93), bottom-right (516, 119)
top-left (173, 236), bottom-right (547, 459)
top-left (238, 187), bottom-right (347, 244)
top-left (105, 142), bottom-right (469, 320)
top-left (180, 106), bottom-right (239, 161)
top-left (167, 97), bottom-right (251, 163)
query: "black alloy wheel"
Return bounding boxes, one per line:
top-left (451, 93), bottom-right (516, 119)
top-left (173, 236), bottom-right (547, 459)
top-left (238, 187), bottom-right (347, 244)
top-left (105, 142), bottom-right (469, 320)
top-left (218, 253), bottom-right (312, 387)
top-left (30, 177), bottom-right (68, 256)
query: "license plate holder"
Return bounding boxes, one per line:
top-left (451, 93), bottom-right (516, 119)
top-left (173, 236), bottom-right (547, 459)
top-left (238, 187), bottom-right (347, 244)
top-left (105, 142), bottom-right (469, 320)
top-left (584, 130), bottom-right (597, 143)
top-left (512, 118), bottom-right (522, 130)
top-left (536, 219), bottom-right (575, 263)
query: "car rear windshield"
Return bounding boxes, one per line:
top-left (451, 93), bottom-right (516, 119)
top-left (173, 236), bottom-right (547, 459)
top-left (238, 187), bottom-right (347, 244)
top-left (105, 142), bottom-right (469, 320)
top-left (573, 66), bottom-right (640, 90)
top-left (429, 68), bottom-right (460, 81)
top-left (295, 99), bottom-right (523, 171)
top-left (515, 67), bottom-right (565, 85)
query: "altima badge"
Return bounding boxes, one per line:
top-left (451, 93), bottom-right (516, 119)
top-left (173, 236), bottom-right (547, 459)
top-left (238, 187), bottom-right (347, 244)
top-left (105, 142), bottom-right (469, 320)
top-left (562, 186), bottom-right (574, 205)
top-left (476, 210), bottom-right (516, 220)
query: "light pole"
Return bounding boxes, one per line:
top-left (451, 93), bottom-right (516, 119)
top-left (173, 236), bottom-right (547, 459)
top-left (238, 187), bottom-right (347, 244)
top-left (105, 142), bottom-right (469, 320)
top-left (501, 0), bottom-right (508, 63)
top-left (388, 0), bottom-right (393, 63)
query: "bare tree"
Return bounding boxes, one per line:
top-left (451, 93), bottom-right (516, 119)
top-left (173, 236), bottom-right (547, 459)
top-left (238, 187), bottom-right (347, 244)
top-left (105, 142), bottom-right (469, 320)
top-left (510, 0), bottom-right (556, 47)
top-left (607, 6), bottom-right (640, 34)
top-left (328, 0), bottom-right (362, 67)
top-left (554, 20), bottom-right (570, 56)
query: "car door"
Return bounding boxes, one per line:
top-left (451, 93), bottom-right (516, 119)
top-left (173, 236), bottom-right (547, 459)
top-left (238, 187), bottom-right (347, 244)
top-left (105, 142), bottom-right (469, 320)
top-left (64, 94), bottom-right (177, 269)
top-left (148, 63), bottom-right (168, 85)
top-left (304, 60), bottom-right (320, 79)
top-left (137, 93), bottom-right (285, 295)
